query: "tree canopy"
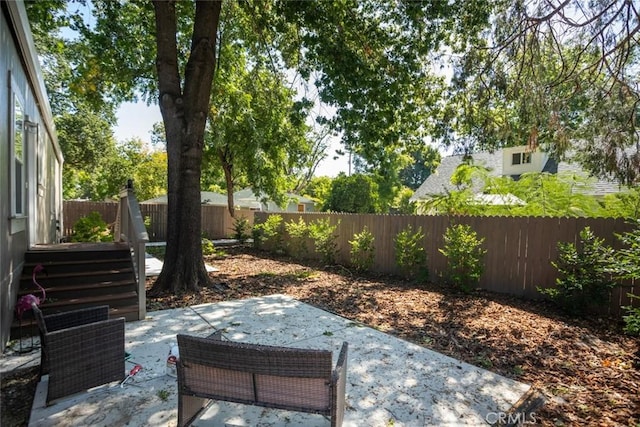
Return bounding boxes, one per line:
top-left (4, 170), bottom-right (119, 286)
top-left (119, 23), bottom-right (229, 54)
top-left (203, 2), bottom-right (319, 216)
top-left (442, 0), bottom-right (640, 185)
top-left (399, 145), bottom-right (441, 190)
top-left (324, 173), bottom-right (381, 214)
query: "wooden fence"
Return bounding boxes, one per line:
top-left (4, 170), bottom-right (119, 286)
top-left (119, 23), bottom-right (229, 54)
top-left (63, 201), bottom-right (119, 237)
top-left (63, 201), bottom-right (637, 316)
top-left (255, 212), bottom-right (638, 317)
top-left (63, 201), bottom-right (254, 241)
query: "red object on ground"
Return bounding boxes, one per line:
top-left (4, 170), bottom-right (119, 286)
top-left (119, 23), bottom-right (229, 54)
top-left (129, 364), bottom-right (142, 376)
top-left (121, 364), bottom-right (143, 387)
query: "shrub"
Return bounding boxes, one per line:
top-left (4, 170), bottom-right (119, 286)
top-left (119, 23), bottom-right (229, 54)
top-left (612, 220), bottom-right (640, 334)
top-left (394, 225), bottom-right (428, 281)
top-left (285, 217), bottom-right (310, 259)
top-left (439, 224), bottom-right (486, 293)
top-left (70, 212), bottom-right (113, 242)
top-left (232, 216), bottom-right (251, 243)
top-left (251, 223), bottom-right (264, 249)
top-left (308, 218), bottom-right (339, 264)
top-left (146, 245), bottom-right (165, 260)
top-left (613, 219), bottom-right (640, 282)
top-left (252, 215), bottom-right (284, 252)
top-left (349, 227), bottom-right (375, 272)
top-left (201, 238), bottom-right (216, 256)
top-left (539, 227), bottom-right (616, 315)
top-left (622, 295), bottom-right (640, 336)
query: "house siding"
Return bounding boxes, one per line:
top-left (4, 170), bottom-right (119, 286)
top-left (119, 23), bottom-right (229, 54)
top-left (1, 2), bottom-right (62, 351)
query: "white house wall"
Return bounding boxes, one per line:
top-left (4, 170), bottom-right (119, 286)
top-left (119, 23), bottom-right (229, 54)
top-left (0, 1), bottom-right (62, 352)
top-left (501, 146), bottom-right (548, 176)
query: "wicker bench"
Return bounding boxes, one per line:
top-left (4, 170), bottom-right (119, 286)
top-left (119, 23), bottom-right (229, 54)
top-left (33, 305), bottom-right (125, 404)
top-left (176, 332), bottom-right (348, 427)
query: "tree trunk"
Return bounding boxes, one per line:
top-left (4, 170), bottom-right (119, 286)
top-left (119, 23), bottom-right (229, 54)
top-left (220, 148), bottom-right (235, 218)
top-left (151, 0), bottom-right (222, 294)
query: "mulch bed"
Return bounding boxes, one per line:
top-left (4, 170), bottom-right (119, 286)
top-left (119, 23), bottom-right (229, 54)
top-left (3, 245), bottom-right (638, 426)
top-left (0, 366), bottom-right (39, 427)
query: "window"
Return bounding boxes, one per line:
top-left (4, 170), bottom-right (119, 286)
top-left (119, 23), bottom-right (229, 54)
top-left (297, 203), bottom-right (305, 212)
top-left (511, 152), bottom-right (532, 166)
top-left (10, 74), bottom-right (26, 217)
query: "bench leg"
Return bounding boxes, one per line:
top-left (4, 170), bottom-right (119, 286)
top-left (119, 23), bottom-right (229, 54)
top-left (178, 394), bottom-right (211, 427)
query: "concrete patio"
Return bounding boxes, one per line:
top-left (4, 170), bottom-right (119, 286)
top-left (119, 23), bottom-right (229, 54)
top-left (1, 294), bottom-right (531, 426)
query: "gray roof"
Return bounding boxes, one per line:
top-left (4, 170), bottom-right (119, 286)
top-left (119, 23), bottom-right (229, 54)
top-left (542, 158), bottom-right (624, 196)
top-left (411, 151), bottom-right (502, 200)
top-left (141, 191), bottom-right (227, 205)
top-left (411, 150), bottom-right (624, 201)
top-left (142, 189), bottom-right (314, 207)
top-left (233, 188), bottom-right (315, 205)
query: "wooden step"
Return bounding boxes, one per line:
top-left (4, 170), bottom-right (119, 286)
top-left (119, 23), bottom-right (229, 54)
top-left (18, 280), bottom-right (137, 302)
top-left (22, 257), bottom-right (131, 269)
top-left (41, 291), bottom-right (138, 310)
top-left (110, 304), bottom-right (140, 322)
top-left (11, 291), bottom-right (138, 324)
top-left (20, 268), bottom-right (135, 289)
top-left (19, 279), bottom-right (136, 295)
top-left (25, 243), bottom-right (131, 263)
top-left (21, 260), bottom-right (132, 276)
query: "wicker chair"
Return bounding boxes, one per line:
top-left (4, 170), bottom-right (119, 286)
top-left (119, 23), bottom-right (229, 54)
top-left (32, 304), bottom-right (126, 404)
top-left (176, 333), bottom-right (348, 427)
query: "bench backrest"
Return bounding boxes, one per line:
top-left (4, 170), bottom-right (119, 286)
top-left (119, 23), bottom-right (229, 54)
top-left (177, 334), bottom-right (334, 413)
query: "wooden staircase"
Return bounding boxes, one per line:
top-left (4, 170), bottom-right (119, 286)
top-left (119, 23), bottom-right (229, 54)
top-left (11, 242), bottom-right (140, 340)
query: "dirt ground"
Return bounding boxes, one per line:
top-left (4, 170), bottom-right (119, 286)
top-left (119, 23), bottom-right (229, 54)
top-left (2, 245), bottom-right (639, 426)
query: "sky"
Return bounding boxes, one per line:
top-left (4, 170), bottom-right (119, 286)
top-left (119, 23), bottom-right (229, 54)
top-left (113, 102), bottom-right (351, 178)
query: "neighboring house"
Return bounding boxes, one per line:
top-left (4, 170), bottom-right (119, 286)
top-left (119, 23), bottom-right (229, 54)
top-left (142, 189), bottom-right (315, 213)
top-left (1, 1), bottom-right (63, 350)
top-left (233, 188), bottom-right (315, 213)
top-left (410, 145), bottom-right (623, 206)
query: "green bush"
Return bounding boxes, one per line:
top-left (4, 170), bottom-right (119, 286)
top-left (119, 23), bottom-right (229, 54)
top-left (308, 218), bottom-right (340, 264)
top-left (146, 245), bottom-right (165, 260)
top-left (394, 225), bottom-right (428, 282)
top-left (349, 227), bottom-right (375, 272)
top-left (285, 217), bottom-right (310, 259)
top-left (612, 220), bottom-right (640, 334)
top-left (251, 224), bottom-right (264, 249)
top-left (439, 224), bottom-right (486, 293)
top-left (201, 238), bottom-right (216, 256)
top-left (613, 219), bottom-right (640, 282)
top-left (622, 295), bottom-right (640, 336)
top-left (252, 215), bottom-right (284, 252)
top-left (232, 216), bottom-right (251, 243)
top-left (70, 211), bottom-right (113, 242)
top-left (539, 227), bottom-right (616, 315)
